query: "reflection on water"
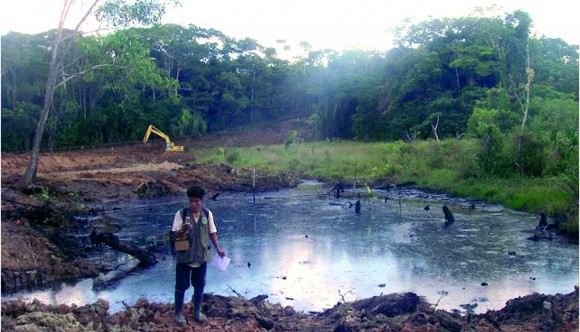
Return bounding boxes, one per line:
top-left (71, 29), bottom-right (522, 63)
top-left (3, 181), bottom-right (578, 315)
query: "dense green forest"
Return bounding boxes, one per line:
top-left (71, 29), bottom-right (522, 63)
top-left (2, 10), bottom-right (578, 178)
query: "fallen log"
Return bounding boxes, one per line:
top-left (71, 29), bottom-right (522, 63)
top-left (89, 230), bottom-right (157, 266)
top-left (93, 259), bottom-right (141, 289)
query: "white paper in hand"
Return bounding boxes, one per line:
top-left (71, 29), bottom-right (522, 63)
top-left (210, 256), bottom-right (231, 272)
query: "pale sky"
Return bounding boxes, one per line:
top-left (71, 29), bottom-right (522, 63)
top-left (1, 0), bottom-right (578, 56)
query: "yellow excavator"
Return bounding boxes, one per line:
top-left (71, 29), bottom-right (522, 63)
top-left (143, 125), bottom-right (184, 152)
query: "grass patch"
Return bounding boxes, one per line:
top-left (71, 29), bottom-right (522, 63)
top-left (193, 138), bottom-right (577, 235)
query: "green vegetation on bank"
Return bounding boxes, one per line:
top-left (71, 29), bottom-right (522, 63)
top-left (197, 137), bottom-right (578, 235)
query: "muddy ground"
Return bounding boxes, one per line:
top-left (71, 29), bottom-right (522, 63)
top-left (2, 289), bottom-right (578, 331)
top-left (1, 118), bottom-right (578, 331)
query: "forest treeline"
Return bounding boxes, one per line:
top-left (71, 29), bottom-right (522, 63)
top-left (2, 10), bottom-right (578, 180)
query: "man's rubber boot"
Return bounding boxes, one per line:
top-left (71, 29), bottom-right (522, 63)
top-left (174, 289), bottom-right (186, 325)
top-left (194, 310), bottom-right (207, 323)
top-left (193, 287), bottom-right (207, 323)
top-left (175, 312), bottom-right (186, 325)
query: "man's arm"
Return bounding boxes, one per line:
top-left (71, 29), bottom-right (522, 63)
top-left (172, 210), bottom-right (190, 236)
top-left (207, 209), bottom-right (225, 257)
top-left (210, 232), bottom-right (225, 257)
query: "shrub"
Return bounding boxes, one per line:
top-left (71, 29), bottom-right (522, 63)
top-left (225, 149), bottom-right (241, 164)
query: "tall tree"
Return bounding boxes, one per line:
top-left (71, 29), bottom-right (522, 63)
top-left (19, 0), bottom-right (179, 187)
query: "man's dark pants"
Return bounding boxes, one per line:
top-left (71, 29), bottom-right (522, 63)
top-left (175, 262), bottom-right (207, 315)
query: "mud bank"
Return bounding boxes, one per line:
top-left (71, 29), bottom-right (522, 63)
top-left (2, 289), bottom-right (578, 331)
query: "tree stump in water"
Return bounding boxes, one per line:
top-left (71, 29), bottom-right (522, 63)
top-left (355, 200), bottom-right (361, 214)
top-left (442, 205), bottom-right (455, 226)
top-left (536, 213), bottom-right (548, 231)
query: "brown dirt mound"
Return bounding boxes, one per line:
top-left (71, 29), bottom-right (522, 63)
top-left (1, 289), bottom-right (577, 331)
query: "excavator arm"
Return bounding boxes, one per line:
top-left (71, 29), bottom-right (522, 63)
top-left (143, 125), bottom-right (184, 152)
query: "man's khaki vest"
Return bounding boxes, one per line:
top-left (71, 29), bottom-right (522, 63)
top-left (175, 208), bottom-right (211, 265)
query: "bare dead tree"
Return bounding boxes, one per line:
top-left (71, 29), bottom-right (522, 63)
top-left (431, 115), bottom-right (440, 142)
top-left (515, 42), bottom-right (534, 133)
top-left (20, 0), bottom-right (100, 187)
top-left (512, 41), bottom-right (535, 176)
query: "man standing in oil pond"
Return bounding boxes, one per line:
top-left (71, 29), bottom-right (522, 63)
top-left (172, 185), bottom-right (226, 325)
